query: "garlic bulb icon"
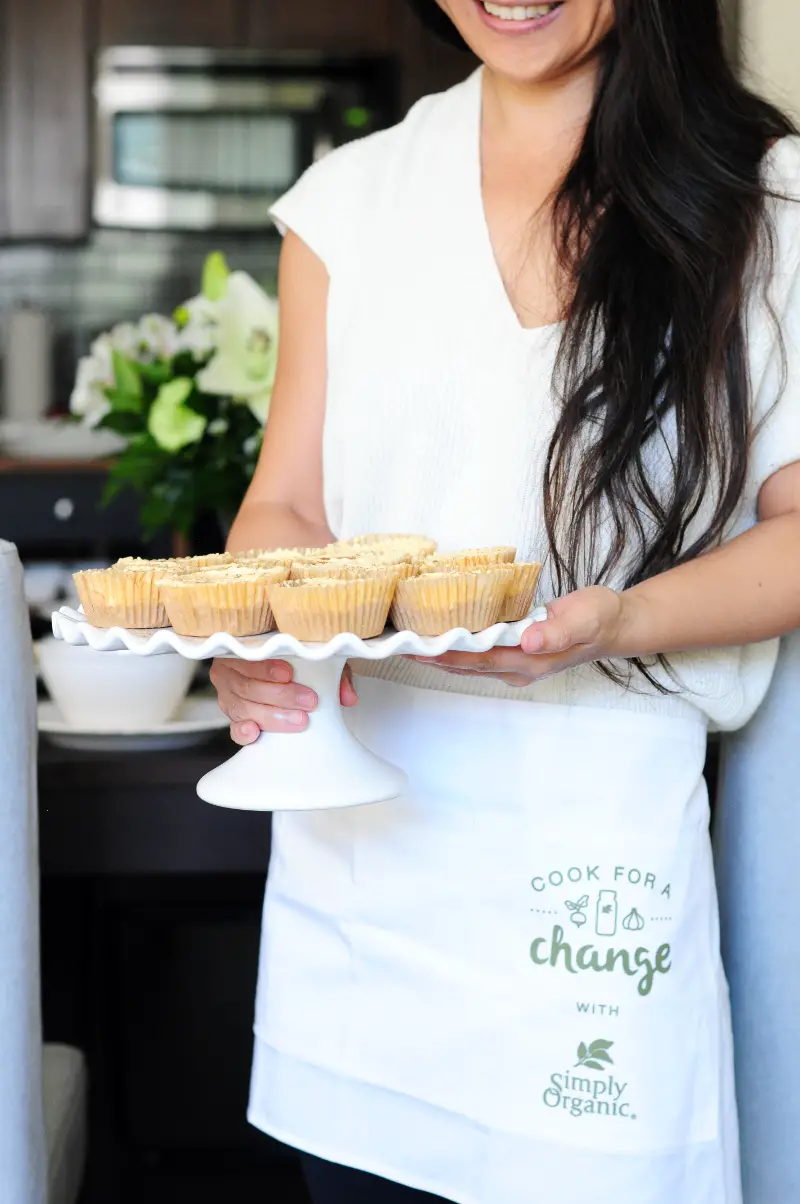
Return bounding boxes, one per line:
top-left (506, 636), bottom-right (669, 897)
top-left (622, 907), bottom-right (645, 932)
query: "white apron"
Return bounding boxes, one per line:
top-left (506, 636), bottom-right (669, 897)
top-left (249, 676), bottom-right (741, 1204)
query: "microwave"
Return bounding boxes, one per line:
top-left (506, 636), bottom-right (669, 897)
top-left (93, 47), bottom-right (397, 231)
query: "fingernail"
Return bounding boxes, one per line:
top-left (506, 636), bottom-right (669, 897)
top-left (524, 630), bottom-right (544, 652)
top-left (296, 690), bottom-right (318, 709)
top-left (276, 710), bottom-right (307, 728)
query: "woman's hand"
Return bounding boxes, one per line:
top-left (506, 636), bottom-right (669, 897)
top-left (409, 587), bottom-right (628, 687)
top-left (210, 658), bottom-right (359, 746)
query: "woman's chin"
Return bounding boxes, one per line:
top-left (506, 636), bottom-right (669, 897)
top-left (444, 0), bottom-right (613, 87)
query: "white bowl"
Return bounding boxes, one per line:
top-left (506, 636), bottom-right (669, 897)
top-left (36, 638), bottom-right (196, 732)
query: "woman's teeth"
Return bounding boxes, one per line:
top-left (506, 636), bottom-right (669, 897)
top-left (481, 2), bottom-right (559, 20)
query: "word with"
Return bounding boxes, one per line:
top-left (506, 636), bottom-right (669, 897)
top-left (576, 1002), bottom-right (620, 1016)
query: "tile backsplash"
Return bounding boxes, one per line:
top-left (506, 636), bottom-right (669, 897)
top-left (0, 229), bottom-right (281, 410)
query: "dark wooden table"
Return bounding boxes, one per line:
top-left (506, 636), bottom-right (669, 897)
top-left (38, 733), bottom-right (272, 877)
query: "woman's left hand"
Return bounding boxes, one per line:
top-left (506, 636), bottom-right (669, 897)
top-left (409, 586), bottom-right (628, 687)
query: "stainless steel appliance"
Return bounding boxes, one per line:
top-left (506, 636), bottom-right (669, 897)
top-left (93, 47), bottom-right (396, 231)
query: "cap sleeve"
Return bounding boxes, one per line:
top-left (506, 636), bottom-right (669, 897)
top-left (269, 136), bottom-right (377, 275)
top-left (748, 138), bottom-right (800, 493)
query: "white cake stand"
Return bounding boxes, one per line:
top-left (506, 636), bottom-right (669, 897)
top-left (52, 606), bottom-right (547, 813)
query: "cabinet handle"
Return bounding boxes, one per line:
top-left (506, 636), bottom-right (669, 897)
top-left (53, 498), bottom-right (75, 522)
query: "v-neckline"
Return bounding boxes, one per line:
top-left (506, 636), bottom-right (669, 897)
top-left (467, 67), bottom-right (565, 340)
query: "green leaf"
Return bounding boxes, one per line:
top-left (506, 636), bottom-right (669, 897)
top-left (565, 902), bottom-right (577, 911)
top-left (99, 410), bottom-right (146, 436)
top-left (577, 895), bottom-right (590, 909)
top-left (577, 1043), bottom-right (588, 1061)
top-left (589, 1050), bottom-right (613, 1065)
top-left (112, 349), bottom-right (143, 399)
top-left (583, 1060), bottom-right (606, 1071)
top-left (589, 1040), bottom-right (614, 1053)
top-left (138, 360), bottom-right (174, 386)
top-left (202, 251), bottom-right (229, 301)
top-left (104, 386), bottom-right (144, 414)
top-left (148, 378), bottom-right (207, 453)
top-left (101, 475), bottom-right (127, 507)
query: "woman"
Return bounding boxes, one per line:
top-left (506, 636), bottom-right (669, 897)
top-left (211, 1), bottom-right (800, 1201)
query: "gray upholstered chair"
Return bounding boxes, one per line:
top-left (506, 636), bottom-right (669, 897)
top-left (0, 540), bottom-right (87, 1204)
top-left (715, 632), bottom-right (800, 1204)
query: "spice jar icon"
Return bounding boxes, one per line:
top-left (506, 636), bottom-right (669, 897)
top-left (596, 890), bottom-right (618, 937)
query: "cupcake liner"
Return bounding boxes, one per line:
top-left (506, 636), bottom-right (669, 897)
top-left (158, 567), bottom-right (289, 637)
top-left (371, 559), bottom-right (421, 580)
top-left (345, 534), bottom-right (438, 558)
top-left (73, 568), bottom-right (169, 629)
top-left (290, 559), bottom-right (394, 582)
top-left (429, 546), bottom-right (517, 569)
top-left (268, 575), bottom-right (396, 641)
top-left (115, 553), bottom-right (232, 573)
top-left (391, 569), bottom-right (508, 636)
top-left (500, 562), bottom-right (543, 622)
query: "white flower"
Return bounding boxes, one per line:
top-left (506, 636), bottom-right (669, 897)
top-left (180, 293), bottom-right (217, 326)
top-left (196, 272), bottom-right (278, 418)
top-left (175, 296), bottom-right (218, 361)
top-left (88, 333), bottom-right (114, 378)
top-left (69, 346), bottom-right (115, 428)
top-left (207, 418), bottom-right (229, 437)
top-left (246, 391), bottom-right (272, 425)
top-left (107, 322), bottom-right (141, 359)
top-left (243, 433), bottom-right (262, 458)
top-left (137, 313), bottom-right (179, 361)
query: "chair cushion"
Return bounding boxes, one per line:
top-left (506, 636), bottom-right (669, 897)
top-left (0, 541), bottom-right (47, 1203)
top-left (43, 1045), bottom-right (87, 1204)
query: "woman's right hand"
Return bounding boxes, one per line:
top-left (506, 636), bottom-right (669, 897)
top-left (210, 658), bottom-right (358, 746)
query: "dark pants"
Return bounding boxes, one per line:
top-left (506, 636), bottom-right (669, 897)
top-left (302, 1153), bottom-right (454, 1203)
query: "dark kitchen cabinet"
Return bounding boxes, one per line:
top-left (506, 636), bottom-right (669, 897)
top-left (247, 0), bottom-right (394, 54)
top-left (0, 0), bottom-right (90, 240)
top-left (96, 0), bottom-right (248, 49)
top-left (0, 462), bottom-right (170, 560)
top-left (0, 0), bottom-right (471, 242)
top-left (397, 7), bottom-right (476, 111)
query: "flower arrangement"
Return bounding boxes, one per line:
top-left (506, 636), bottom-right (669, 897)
top-left (70, 253), bottom-right (277, 537)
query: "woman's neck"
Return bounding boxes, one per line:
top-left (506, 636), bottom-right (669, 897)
top-left (481, 58), bottom-right (601, 155)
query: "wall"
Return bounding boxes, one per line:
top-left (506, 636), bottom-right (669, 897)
top-left (740, 0), bottom-right (800, 120)
top-left (0, 232), bottom-right (281, 412)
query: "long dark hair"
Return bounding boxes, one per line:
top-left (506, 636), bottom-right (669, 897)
top-left (409, 0), bottom-right (794, 686)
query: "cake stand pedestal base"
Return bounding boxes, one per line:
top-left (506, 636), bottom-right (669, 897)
top-left (196, 655), bottom-right (409, 812)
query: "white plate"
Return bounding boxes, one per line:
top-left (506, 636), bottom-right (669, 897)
top-left (50, 605), bottom-right (548, 811)
top-left (0, 419), bottom-right (126, 461)
top-left (51, 606), bottom-right (548, 661)
top-left (38, 695), bottom-right (229, 753)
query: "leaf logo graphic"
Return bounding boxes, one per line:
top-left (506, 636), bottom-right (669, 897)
top-left (575, 1039), bottom-right (615, 1071)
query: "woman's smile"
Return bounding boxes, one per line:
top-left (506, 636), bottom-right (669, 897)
top-left (438, 0), bottom-right (613, 87)
top-left (476, 0), bottom-right (566, 35)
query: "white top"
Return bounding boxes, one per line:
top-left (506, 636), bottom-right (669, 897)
top-left (270, 68), bottom-right (800, 731)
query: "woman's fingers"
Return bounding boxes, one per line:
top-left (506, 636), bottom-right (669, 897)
top-left (223, 688), bottom-right (309, 729)
top-left (211, 657), bottom-right (313, 736)
top-left (340, 664), bottom-right (359, 707)
top-left (211, 657), bottom-right (359, 737)
top-left (211, 657), bottom-right (294, 685)
top-left (230, 719), bottom-right (262, 747)
top-left (231, 668), bottom-right (318, 712)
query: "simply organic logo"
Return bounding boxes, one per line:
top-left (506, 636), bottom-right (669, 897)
top-left (543, 1040), bottom-right (638, 1121)
top-left (575, 1038), bottom-right (614, 1071)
